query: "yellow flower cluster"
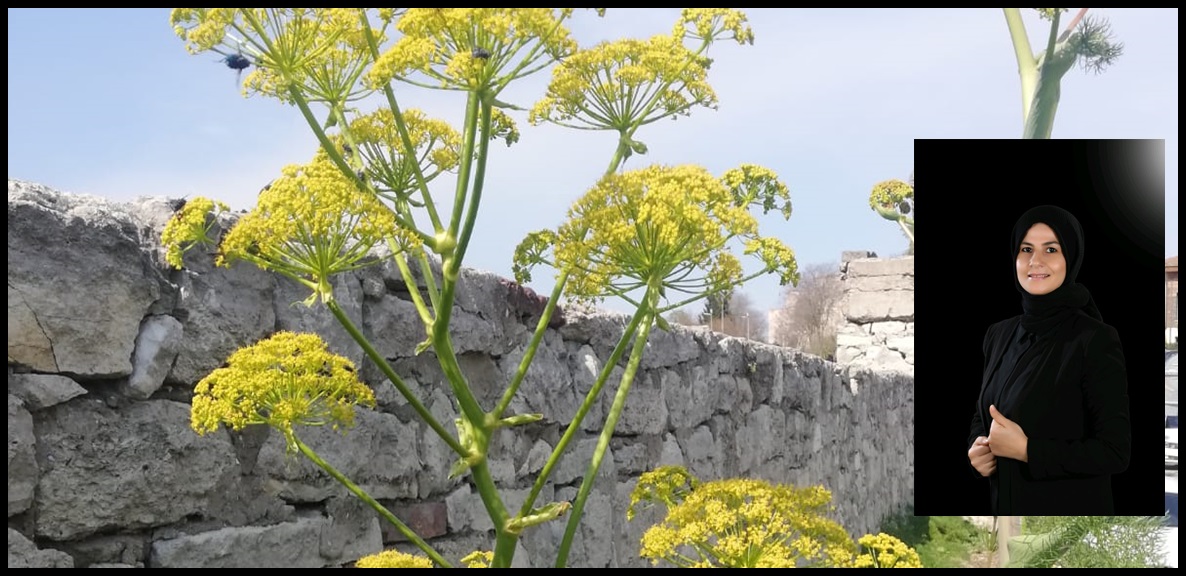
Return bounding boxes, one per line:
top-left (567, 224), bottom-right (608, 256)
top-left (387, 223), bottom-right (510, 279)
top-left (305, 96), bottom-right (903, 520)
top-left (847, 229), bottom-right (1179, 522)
top-left (218, 148), bottom-right (408, 303)
top-left (460, 550), bottom-right (494, 568)
top-left (627, 465), bottom-right (700, 521)
top-left (355, 549), bottom-right (434, 568)
top-left (868, 179), bottom-right (913, 212)
top-left (366, 9), bottom-right (578, 92)
top-left (172, 9), bottom-right (374, 103)
top-left (348, 108), bottom-right (461, 202)
top-left (636, 470), bottom-right (857, 568)
top-left (528, 34), bottom-right (716, 130)
top-left (853, 533), bottom-right (923, 568)
top-left (515, 164), bottom-right (797, 304)
top-left (674, 9), bottom-right (754, 45)
top-left (190, 331), bottom-right (376, 440)
top-left (1034, 8), bottom-right (1070, 20)
top-left (161, 196), bottom-right (229, 270)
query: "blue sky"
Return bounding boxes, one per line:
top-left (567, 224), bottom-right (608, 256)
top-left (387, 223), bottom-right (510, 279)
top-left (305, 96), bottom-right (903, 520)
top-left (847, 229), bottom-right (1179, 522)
top-left (7, 8), bottom-right (1178, 316)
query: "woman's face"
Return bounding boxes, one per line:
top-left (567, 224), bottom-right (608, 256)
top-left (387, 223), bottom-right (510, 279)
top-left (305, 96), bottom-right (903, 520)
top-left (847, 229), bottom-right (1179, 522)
top-left (1016, 222), bottom-right (1066, 295)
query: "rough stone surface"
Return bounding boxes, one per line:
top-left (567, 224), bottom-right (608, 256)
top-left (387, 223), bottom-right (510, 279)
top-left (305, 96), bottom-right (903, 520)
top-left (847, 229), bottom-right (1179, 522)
top-left (8, 372), bottom-right (88, 410)
top-left (167, 257), bottom-right (276, 386)
top-left (6, 184), bottom-right (914, 567)
top-left (32, 399), bottom-right (238, 540)
top-left (256, 408), bottom-right (421, 502)
top-left (149, 514), bottom-right (328, 568)
top-left (123, 315), bottom-right (183, 399)
top-left (836, 255), bottom-right (914, 376)
top-left (8, 180), bottom-right (161, 377)
top-left (8, 395), bottom-right (38, 517)
top-left (8, 528), bottom-right (74, 568)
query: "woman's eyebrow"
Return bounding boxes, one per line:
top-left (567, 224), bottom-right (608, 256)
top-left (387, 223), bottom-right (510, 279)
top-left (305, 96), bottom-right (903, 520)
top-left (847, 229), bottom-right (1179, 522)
top-left (1020, 241), bottom-right (1060, 246)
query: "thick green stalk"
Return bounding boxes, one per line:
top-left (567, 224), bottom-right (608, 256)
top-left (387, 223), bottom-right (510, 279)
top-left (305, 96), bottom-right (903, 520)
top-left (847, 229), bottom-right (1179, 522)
top-left (451, 97), bottom-right (495, 271)
top-left (519, 305), bottom-right (647, 517)
top-left (493, 270), bottom-right (569, 419)
top-left (556, 307), bottom-right (656, 567)
top-left (293, 435), bottom-right (452, 567)
top-left (325, 299), bottom-right (465, 456)
top-left (467, 459), bottom-right (515, 568)
top-left (1002, 9), bottom-right (1038, 125)
top-left (431, 335), bottom-right (487, 437)
top-left (449, 92), bottom-right (482, 241)
top-left (1022, 43), bottom-right (1076, 140)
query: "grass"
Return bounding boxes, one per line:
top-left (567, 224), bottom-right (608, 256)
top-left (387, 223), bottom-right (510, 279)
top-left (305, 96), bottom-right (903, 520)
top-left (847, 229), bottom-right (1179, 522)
top-left (878, 509), bottom-right (992, 568)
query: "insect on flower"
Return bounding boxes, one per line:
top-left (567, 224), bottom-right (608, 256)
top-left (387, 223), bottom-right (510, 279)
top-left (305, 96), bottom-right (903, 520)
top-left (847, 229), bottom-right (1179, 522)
top-left (472, 47), bottom-right (491, 60)
top-left (210, 40), bottom-right (255, 87)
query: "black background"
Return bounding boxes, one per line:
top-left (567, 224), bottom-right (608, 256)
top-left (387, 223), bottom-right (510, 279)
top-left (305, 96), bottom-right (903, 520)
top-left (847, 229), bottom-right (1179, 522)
top-left (913, 139), bottom-right (1167, 516)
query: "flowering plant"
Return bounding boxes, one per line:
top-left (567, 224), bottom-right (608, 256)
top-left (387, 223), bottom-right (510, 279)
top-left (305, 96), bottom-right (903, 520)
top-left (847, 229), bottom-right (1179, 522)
top-left (166, 8), bottom-right (798, 567)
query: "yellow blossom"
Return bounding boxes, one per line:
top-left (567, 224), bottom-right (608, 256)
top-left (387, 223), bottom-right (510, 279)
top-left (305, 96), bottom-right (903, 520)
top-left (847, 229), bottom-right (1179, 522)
top-left (634, 466), bottom-right (856, 568)
top-left (171, 9), bottom-right (376, 104)
top-left (869, 179), bottom-right (913, 212)
top-left (515, 164), bottom-right (798, 305)
top-left (355, 549), bottom-right (434, 568)
top-left (190, 331), bottom-right (376, 442)
top-left (674, 9), bottom-right (754, 45)
top-left (461, 550), bottom-right (494, 568)
top-left (1034, 8), bottom-right (1070, 20)
top-left (161, 196), bottom-right (229, 270)
top-left (347, 108), bottom-right (462, 203)
top-left (366, 9), bottom-right (578, 93)
top-left (628, 465), bottom-right (700, 521)
top-left (218, 148), bottom-right (411, 304)
top-left (528, 34), bottom-right (717, 131)
top-left (853, 533), bottom-right (923, 568)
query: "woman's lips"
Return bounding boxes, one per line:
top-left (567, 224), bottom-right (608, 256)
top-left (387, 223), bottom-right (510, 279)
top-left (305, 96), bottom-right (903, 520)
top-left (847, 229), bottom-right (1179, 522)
top-left (1028, 274), bottom-right (1050, 281)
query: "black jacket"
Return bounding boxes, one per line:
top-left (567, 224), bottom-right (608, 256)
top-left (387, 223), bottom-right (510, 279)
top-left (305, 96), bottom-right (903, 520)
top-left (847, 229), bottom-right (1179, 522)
top-left (968, 311), bottom-right (1130, 515)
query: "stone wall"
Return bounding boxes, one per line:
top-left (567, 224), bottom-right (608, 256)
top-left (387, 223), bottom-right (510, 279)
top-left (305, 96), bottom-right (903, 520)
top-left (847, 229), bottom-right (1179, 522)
top-left (7, 180), bottom-right (914, 568)
top-left (835, 251), bottom-right (914, 376)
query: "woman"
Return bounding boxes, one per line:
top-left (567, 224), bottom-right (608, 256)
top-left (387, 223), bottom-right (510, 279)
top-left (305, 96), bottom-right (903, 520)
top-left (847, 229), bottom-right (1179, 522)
top-left (967, 205), bottom-right (1130, 515)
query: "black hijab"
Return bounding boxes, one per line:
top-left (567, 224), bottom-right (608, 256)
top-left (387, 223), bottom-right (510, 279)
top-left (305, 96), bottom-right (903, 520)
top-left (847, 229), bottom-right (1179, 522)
top-left (1010, 205), bottom-right (1103, 336)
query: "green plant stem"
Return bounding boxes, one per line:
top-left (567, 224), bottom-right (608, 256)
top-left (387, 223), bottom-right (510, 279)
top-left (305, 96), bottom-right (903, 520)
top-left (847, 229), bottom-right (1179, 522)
top-left (898, 217), bottom-right (914, 244)
top-left (1002, 9), bottom-right (1038, 125)
top-left (466, 460), bottom-right (515, 568)
top-left (449, 92), bottom-right (481, 241)
top-left (293, 434), bottom-right (452, 567)
top-left (493, 270), bottom-right (569, 419)
top-left (432, 331), bottom-right (486, 429)
top-left (656, 268), bottom-right (772, 314)
top-left (451, 96), bottom-right (494, 271)
top-left (389, 241), bottom-right (435, 327)
top-left (556, 306), bottom-right (656, 567)
top-left (325, 299), bottom-right (465, 456)
top-left (519, 305), bottom-right (647, 517)
top-left (1044, 11), bottom-right (1061, 65)
top-left (358, 9), bottom-right (444, 234)
top-left (283, 85), bottom-right (434, 248)
top-left (417, 251), bottom-right (442, 313)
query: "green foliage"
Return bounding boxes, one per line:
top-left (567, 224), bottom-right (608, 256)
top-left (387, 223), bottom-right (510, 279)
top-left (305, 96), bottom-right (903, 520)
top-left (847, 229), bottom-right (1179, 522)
top-left (1011, 515), bottom-right (1170, 568)
top-left (878, 510), bottom-right (985, 569)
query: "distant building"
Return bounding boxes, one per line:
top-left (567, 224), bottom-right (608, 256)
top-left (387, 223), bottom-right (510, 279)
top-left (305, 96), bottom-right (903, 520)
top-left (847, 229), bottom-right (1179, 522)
top-left (1169, 256), bottom-right (1179, 344)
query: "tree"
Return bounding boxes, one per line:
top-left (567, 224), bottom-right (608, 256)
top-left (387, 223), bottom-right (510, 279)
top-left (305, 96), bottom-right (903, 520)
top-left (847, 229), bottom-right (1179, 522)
top-left (1003, 8), bottom-right (1123, 139)
top-left (772, 262), bottom-right (844, 360)
top-left (699, 289), bottom-right (732, 326)
top-left (667, 307), bottom-right (700, 327)
top-left (688, 290), bottom-right (765, 341)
